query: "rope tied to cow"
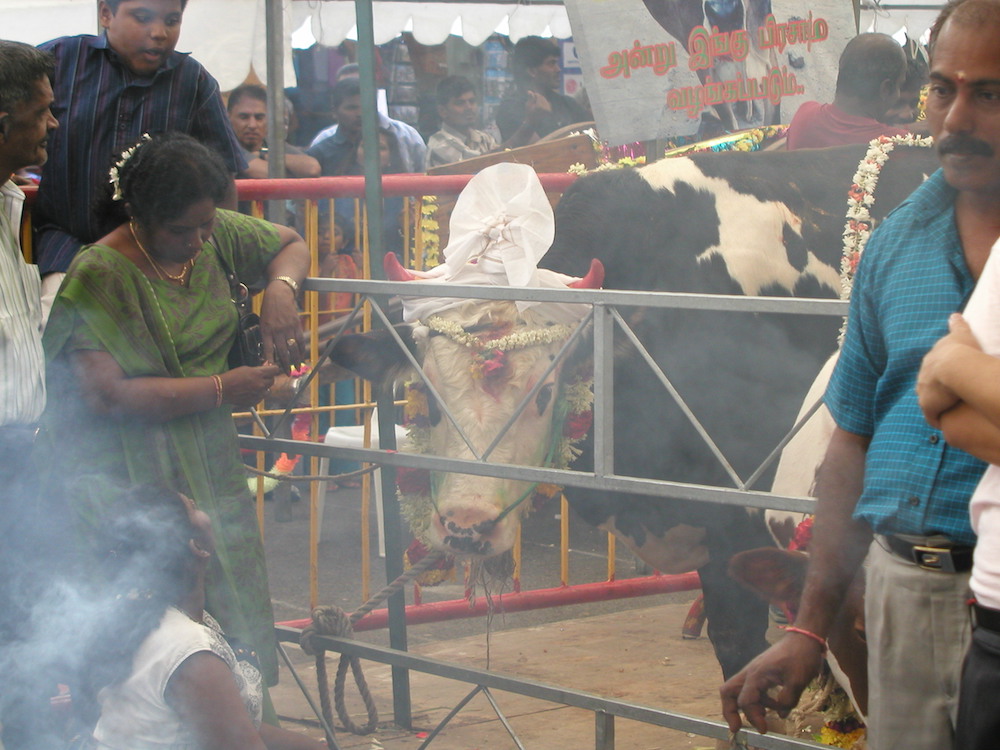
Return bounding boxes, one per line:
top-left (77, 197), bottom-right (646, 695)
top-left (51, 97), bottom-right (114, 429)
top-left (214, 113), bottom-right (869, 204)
top-left (299, 548), bottom-right (448, 739)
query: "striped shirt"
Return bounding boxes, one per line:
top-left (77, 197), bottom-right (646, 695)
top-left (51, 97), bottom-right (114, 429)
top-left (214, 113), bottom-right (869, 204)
top-left (33, 33), bottom-right (246, 274)
top-left (0, 180), bottom-right (45, 425)
top-left (826, 169), bottom-right (984, 546)
top-left (426, 123), bottom-right (498, 169)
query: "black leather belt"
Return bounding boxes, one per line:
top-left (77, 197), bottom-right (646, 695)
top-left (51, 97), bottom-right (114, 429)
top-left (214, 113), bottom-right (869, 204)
top-left (971, 601), bottom-right (1000, 633)
top-left (882, 534), bottom-right (973, 573)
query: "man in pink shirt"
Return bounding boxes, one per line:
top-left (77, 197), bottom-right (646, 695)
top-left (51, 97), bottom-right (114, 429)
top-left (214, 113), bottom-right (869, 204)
top-left (786, 33), bottom-right (911, 150)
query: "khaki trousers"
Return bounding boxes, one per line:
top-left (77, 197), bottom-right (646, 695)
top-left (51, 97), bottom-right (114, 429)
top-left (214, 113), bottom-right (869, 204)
top-left (865, 538), bottom-right (971, 750)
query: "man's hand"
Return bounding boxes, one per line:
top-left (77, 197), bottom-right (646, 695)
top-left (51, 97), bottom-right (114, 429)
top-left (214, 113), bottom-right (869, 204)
top-left (524, 90), bottom-right (552, 123)
top-left (720, 635), bottom-right (825, 734)
top-left (917, 313), bottom-right (981, 428)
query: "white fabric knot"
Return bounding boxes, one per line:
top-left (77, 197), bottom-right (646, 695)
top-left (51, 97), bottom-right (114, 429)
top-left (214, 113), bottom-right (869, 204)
top-left (399, 162), bottom-right (593, 326)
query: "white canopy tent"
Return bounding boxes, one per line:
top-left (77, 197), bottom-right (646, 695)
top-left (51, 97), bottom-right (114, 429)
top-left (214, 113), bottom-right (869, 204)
top-left (1, 1), bottom-right (946, 91)
top-left (0, 0), bottom-right (570, 90)
top-left (860, 1), bottom-right (945, 40)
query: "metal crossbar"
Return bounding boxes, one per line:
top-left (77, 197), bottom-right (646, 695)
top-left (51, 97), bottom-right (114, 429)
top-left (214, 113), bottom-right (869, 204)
top-left (248, 277), bottom-right (835, 515)
top-left (276, 628), bottom-right (829, 750)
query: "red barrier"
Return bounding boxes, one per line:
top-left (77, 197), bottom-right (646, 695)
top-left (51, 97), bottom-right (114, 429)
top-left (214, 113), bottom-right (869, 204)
top-left (19, 172), bottom-right (578, 204)
top-left (278, 571), bottom-right (701, 632)
top-left (235, 172), bottom-right (579, 201)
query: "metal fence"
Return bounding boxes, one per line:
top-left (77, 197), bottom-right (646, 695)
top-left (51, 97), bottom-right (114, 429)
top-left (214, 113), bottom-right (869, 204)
top-left (251, 275), bottom-right (843, 750)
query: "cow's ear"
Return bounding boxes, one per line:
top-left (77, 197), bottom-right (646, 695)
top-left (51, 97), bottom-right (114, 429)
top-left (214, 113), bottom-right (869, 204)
top-left (329, 325), bottom-right (417, 385)
top-left (727, 548), bottom-right (808, 606)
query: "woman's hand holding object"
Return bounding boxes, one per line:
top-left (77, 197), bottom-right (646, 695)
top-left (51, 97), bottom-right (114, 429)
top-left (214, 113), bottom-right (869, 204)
top-left (260, 279), bottom-right (304, 374)
top-left (220, 365), bottom-right (280, 408)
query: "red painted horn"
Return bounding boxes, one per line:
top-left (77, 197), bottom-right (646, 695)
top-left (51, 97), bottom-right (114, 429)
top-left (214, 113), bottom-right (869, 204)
top-left (384, 252), bottom-right (418, 281)
top-left (568, 259), bottom-right (605, 289)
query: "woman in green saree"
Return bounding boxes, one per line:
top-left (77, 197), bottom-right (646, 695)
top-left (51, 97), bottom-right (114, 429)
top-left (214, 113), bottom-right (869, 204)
top-left (42, 133), bottom-right (309, 711)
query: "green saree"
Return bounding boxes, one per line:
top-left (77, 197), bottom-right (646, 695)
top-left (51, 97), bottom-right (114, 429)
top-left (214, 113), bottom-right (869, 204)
top-left (42, 210), bottom-right (281, 683)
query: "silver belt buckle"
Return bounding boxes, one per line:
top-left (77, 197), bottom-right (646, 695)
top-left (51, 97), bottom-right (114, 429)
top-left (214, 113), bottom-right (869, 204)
top-left (912, 545), bottom-right (956, 573)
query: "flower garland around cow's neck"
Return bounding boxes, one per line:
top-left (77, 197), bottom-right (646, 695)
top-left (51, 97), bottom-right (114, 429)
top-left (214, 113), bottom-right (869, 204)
top-left (424, 315), bottom-right (575, 381)
top-left (839, 134), bottom-right (934, 341)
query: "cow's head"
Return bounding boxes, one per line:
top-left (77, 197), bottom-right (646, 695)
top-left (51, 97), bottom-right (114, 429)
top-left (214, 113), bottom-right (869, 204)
top-left (331, 253), bottom-right (604, 559)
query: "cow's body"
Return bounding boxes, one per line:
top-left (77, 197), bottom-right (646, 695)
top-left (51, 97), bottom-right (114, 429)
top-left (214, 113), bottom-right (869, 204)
top-left (539, 143), bottom-right (937, 678)
top-left (331, 144), bottom-right (938, 682)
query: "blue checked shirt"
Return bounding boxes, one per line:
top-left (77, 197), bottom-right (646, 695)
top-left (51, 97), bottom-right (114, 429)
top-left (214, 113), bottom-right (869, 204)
top-left (826, 169), bottom-right (985, 546)
top-left (33, 34), bottom-right (246, 275)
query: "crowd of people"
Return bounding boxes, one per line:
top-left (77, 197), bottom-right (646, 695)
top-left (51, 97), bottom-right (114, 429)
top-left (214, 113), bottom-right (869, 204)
top-left (1, 0), bottom-right (1000, 746)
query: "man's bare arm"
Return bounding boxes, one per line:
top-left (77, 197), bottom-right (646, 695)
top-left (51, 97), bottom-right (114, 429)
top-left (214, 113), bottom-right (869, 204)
top-left (721, 427), bottom-right (871, 734)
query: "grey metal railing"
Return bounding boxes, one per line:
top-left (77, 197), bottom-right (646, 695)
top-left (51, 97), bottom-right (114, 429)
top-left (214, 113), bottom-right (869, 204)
top-left (250, 276), bottom-right (845, 749)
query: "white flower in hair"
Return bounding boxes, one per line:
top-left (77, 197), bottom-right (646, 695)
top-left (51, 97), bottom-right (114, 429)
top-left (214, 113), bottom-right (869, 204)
top-left (109, 133), bottom-right (152, 201)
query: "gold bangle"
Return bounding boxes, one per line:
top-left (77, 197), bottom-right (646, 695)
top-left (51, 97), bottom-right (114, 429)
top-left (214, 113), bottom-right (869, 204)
top-left (273, 275), bottom-right (299, 296)
top-left (211, 374), bottom-right (224, 408)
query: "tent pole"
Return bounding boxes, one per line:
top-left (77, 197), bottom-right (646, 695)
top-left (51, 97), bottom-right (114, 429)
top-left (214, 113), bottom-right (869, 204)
top-left (265, 0), bottom-right (287, 220)
top-left (355, 0), bottom-right (412, 730)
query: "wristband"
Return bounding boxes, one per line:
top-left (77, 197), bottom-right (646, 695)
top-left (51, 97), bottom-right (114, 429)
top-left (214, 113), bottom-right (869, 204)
top-left (273, 275), bottom-right (299, 296)
top-left (781, 625), bottom-right (827, 653)
top-left (211, 374), bottom-right (224, 408)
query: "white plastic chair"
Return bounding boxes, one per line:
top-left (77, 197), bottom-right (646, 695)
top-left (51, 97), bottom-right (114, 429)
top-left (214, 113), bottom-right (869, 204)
top-left (316, 408), bottom-right (411, 557)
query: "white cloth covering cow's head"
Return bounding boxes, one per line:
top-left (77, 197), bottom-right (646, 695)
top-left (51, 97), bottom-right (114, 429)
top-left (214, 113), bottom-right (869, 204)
top-left (334, 163), bottom-right (603, 559)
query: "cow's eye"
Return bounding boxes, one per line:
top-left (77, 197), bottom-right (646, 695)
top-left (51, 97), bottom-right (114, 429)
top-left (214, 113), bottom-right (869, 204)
top-left (535, 383), bottom-right (554, 414)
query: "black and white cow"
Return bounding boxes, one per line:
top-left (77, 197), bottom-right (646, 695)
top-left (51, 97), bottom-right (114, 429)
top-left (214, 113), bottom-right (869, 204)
top-left (331, 142), bottom-right (938, 680)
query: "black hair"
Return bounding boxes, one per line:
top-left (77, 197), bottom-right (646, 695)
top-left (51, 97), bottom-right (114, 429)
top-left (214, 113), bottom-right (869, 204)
top-left (333, 212), bottom-right (355, 254)
top-left (0, 41), bottom-right (55, 114)
top-left (331, 78), bottom-right (361, 110)
top-left (436, 75), bottom-right (476, 108)
top-left (80, 484), bottom-right (199, 697)
top-left (336, 62), bottom-right (360, 81)
top-left (930, 0), bottom-right (1000, 54)
top-left (330, 126), bottom-right (403, 176)
top-left (511, 36), bottom-right (560, 83)
top-left (835, 33), bottom-right (907, 101)
top-left (99, 132), bottom-right (231, 231)
top-left (103, 0), bottom-right (189, 11)
top-left (227, 82), bottom-right (267, 113)
top-left (902, 54), bottom-right (929, 92)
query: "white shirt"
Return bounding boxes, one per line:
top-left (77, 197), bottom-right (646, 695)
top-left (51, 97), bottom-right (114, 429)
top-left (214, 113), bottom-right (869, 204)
top-left (0, 179), bottom-right (45, 425)
top-left (94, 608), bottom-right (262, 749)
top-left (965, 237), bottom-right (1000, 609)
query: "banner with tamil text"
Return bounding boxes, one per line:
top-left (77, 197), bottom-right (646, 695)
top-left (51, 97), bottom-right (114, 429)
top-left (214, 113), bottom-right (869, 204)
top-left (564, 0), bottom-right (856, 144)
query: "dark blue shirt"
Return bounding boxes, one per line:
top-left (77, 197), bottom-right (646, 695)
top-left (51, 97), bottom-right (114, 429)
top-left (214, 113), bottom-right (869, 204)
top-left (826, 169), bottom-right (985, 546)
top-left (34, 34), bottom-right (246, 274)
top-left (306, 128), bottom-right (357, 177)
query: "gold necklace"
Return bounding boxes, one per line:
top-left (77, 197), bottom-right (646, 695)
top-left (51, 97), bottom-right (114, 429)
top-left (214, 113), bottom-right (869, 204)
top-left (130, 221), bottom-right (194, 284)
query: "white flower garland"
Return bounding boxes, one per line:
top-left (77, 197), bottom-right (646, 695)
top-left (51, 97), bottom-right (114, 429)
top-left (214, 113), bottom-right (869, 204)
top-left (424, 315), bottom-right (573, 352)
top-left (838, 134), bottom-right (934, 342)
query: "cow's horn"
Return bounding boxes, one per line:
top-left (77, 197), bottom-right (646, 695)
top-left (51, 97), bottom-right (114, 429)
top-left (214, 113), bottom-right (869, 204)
top-left (568, 259), bottom-right (605, 289)
top-left (384, 252), bottom-right (418, 281)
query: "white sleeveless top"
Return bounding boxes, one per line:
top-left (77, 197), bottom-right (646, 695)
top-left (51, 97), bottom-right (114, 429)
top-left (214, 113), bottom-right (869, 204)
top-left (965, 239), bottom-right (1000, 610)
top-left (93, 608), bottom-right (263, 749)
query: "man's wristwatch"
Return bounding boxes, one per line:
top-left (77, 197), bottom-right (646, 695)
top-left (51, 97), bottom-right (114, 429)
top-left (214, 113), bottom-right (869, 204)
top-left (259, 146), bottom-right (268, 160)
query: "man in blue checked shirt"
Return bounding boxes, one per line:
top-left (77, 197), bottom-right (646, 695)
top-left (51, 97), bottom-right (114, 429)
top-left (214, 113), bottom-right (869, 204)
top-left (722, 1), bottom-right (1000, 748)
top-left (33, 0), bottom-right (245, 313)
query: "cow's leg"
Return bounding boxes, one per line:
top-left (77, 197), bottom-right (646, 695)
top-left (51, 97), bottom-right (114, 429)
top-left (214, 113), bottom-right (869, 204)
top-left (698, 510), bottom-right (773, 680)
top-left (699, 555), bottom-right (770, 679)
